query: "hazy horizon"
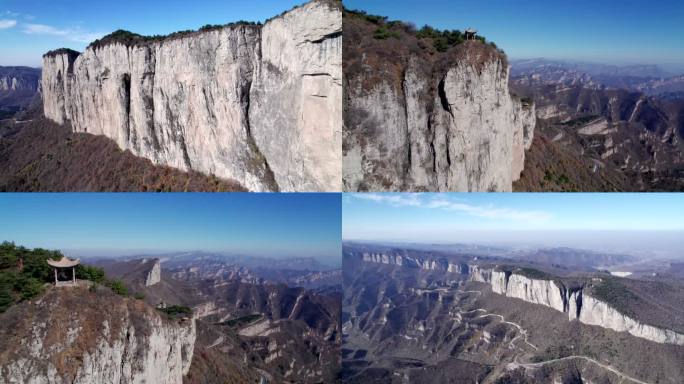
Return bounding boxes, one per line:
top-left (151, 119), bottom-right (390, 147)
top-left (343, 230), bottom-right (684, 260)
top-left (343, 193), bottom-right (684, 260)
top-left (51, 247), bottom-right (340, 266)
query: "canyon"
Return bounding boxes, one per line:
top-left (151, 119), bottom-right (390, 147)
top-left (346, 245), bottom-right (684, 383)
top-left (41, 0), bottom-right (342, 192)
top-left (360, 251), bottom-right (684, 346)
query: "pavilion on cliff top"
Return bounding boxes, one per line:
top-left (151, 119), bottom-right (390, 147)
top-left (465, 28), bottom-right (478, 40)
top-left (47, 256), bottom-right (80, 287)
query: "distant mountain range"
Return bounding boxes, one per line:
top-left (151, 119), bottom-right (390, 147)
top-left (511, 58), bottom-right (684, 98)
top-left (0, 66), bottom-right (41, 118)
top-left (510, 58), bottom-right (684, 191)
top-left (89, 251), bottom-right (341, 290)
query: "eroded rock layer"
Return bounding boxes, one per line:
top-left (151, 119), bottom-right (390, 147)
top-left (42, 0), bottom-right (341, 192)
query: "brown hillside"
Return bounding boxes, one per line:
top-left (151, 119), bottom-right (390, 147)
top-left (0, 118), bottom-right (245, 192)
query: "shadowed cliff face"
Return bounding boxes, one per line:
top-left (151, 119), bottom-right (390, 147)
top-left (41, 0), bottom-right (342, 192)
top-left (0, 285), bottom-right (196, 384)
top-left (342, 13), bottom-right (535, 192)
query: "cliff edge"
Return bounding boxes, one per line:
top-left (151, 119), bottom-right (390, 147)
top-left (343, 11), bottom-right (535, 191)
top-left (0, 285), bottom-right (196, 384)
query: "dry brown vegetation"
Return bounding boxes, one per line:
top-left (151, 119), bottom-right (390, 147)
top-left (513, 135), bottom-right (629, 192)
top-left (0, 285), bottom-right (181, 381)
top-left (0, 118), bottom-right (246, 192)
top-left (344, 9), bottom-right (505, 96)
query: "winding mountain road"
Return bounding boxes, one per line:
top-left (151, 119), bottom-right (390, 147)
top-left (454, 288), bottom-right (649, 383)
top-left (207, 336), bottom-right (224, 349)
top-left (510, 355), bottom-right (651, 384)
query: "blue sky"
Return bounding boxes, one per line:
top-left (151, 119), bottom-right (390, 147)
top-left (0, 0), bottom-right (304, 66)
top-left (343, 193), bottom-right (684, 256)
top-left (0, 193), bottom-right (341, 264)
top-left (345, 0), bottom-right (684, 69)
top-left (3, 1), bottom-right (683, 68)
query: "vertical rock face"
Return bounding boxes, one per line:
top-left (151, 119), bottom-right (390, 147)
top-left (42, 0), bottom-right (341, 192)
top-left (0, 287), bottom-right (196, 384)
top-left (501, 273), bottom-right (567, 313)
top-left (343, 35), bottom-right (535, 191)
top-left (144, 259), bottom-right (161, 287)
top-left (579, 294), bottom-right (684, 345)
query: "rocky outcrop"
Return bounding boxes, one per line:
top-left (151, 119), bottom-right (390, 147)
top-left (144, 259), bottom-right (161, 286)
top-left (0, 286), bottom-right (196, 384)
top-left (0, 67), bottom-right (41, 92)
top-left (359, 254), bottom-right (684, 345)
top-left (343, 37), bottom-right (535, 191)
top-left (42, 0), bottom-right (341, 192)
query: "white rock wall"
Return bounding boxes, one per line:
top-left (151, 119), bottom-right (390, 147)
top-left (1, 294), bottom-right (196, 384)
top-left (42, 0), bottom-right (341, 192)
top-left (579, 294), bottom-right (684, 345)
top-left (505, 274), bottom-right (566, 313)
top-left (144, 259), bottom-right (161, 287)
top-left (343, 47), bottom-right (535, 192)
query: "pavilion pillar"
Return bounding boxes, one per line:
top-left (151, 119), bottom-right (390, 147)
top-left (54, 268), bottom-right (58, 285)
top-left (72, 267), bottom-right (76, 284)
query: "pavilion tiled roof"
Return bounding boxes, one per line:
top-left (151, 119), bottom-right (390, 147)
top-left (47, 256), bottom-right (81, 268)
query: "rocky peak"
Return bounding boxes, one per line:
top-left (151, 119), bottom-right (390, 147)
top-left (0, 285), bottom-right (196, 383)
top-left (144, 259), bottom-right (161, 286)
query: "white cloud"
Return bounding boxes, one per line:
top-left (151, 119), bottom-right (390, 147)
top-left (0, 19), bottom-right (17, 29)
top-left (350, 193), bottom-right (552, 223)
top-left (23, 23), bottom-right (103, 43)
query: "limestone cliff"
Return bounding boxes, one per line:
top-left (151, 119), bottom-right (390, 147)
top-left (0, 285), bottom-right (196, 384)
top-left (470, 267), bottom-right (684, 346)
top-left (359, 254), bottom-right (684, 346)
top-left (343, 13), bottom-right (535, 192)
top-left (0, 66), bottom-right (40, 92)
top-left (144, 259), bottom-right (161, 287)
top-left (42, 0), bottom-right (341, 192)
